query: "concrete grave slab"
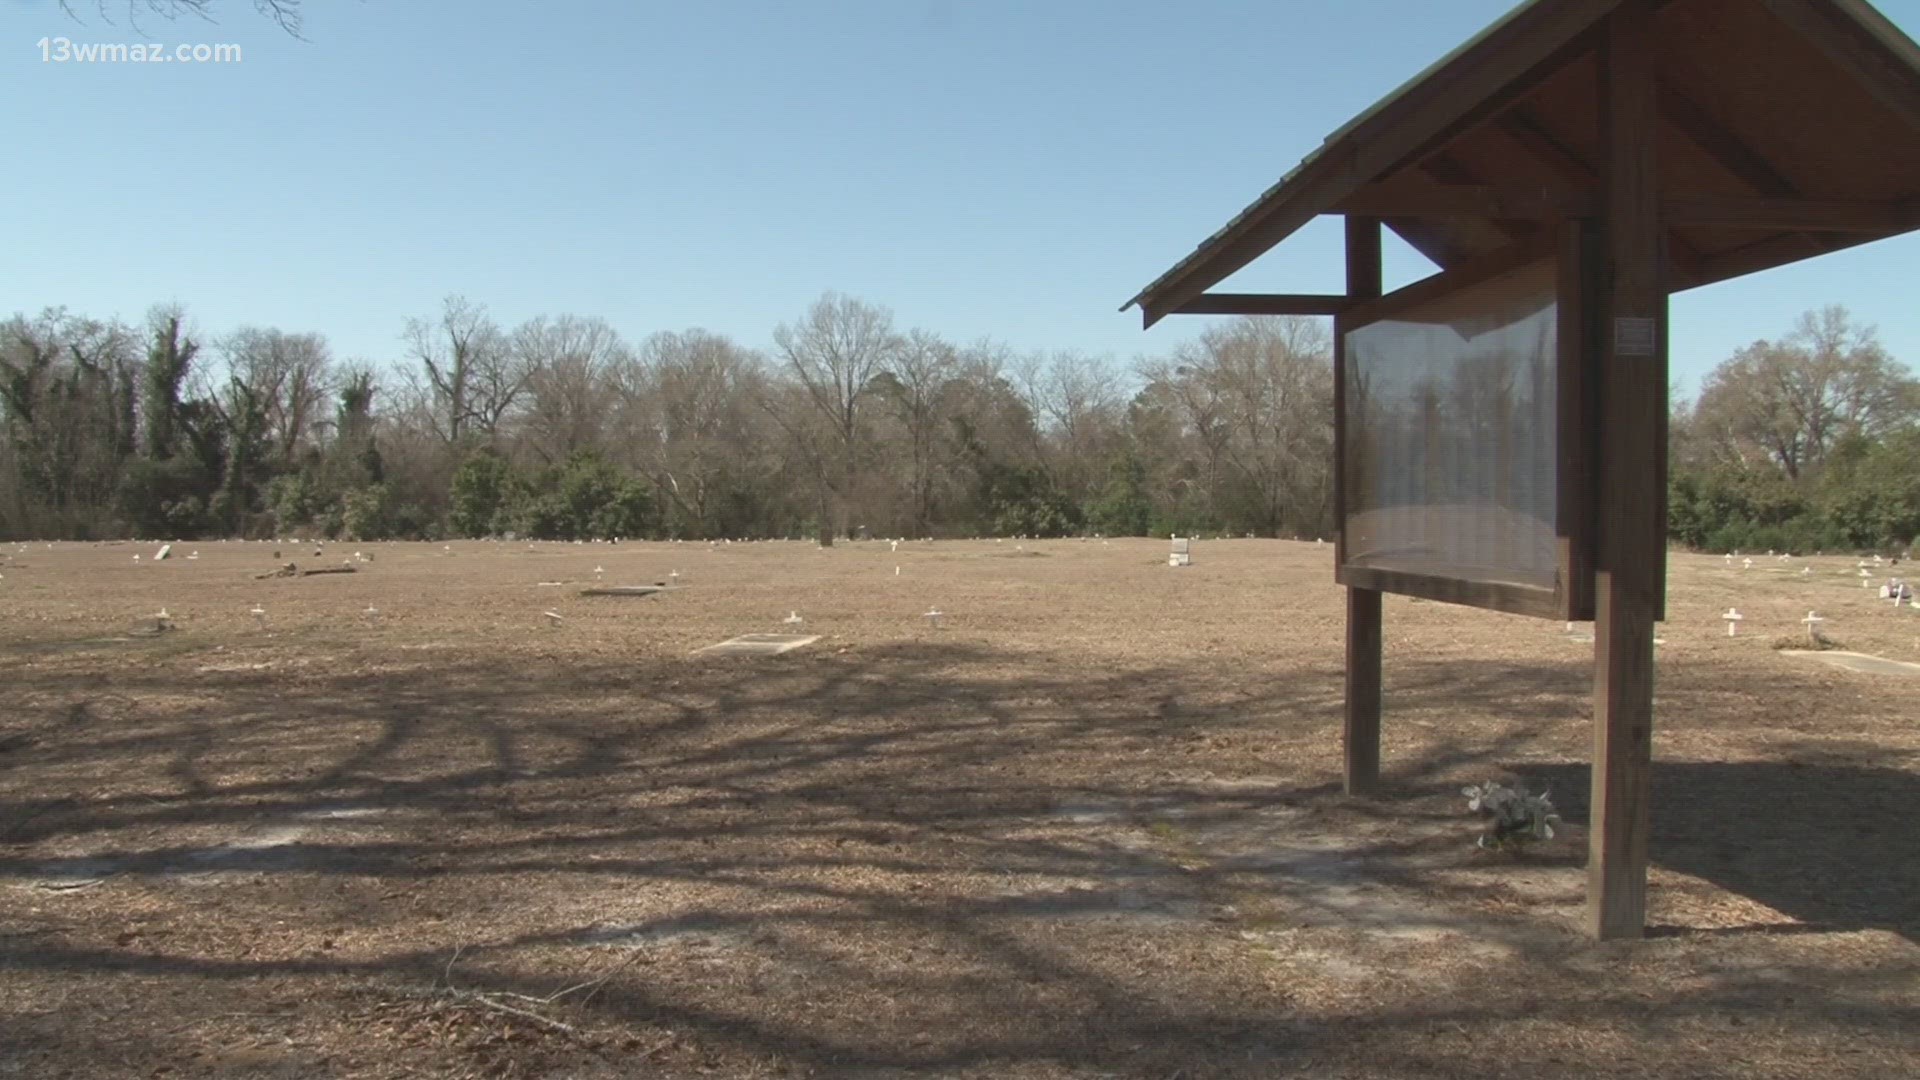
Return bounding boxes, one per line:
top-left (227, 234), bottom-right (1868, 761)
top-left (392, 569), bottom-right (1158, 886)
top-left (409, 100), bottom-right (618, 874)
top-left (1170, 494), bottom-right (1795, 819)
top-left (696, 633), bottom-right (820, 656)
top-left (1780, 650), bottom-right (1920, 677)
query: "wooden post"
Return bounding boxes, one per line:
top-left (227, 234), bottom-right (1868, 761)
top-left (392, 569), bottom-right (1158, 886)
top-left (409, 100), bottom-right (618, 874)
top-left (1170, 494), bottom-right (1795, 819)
top-left (1342, 215), bottom-right (1384, 796)
top-left (1589, 0), bottom-right (1667, 941)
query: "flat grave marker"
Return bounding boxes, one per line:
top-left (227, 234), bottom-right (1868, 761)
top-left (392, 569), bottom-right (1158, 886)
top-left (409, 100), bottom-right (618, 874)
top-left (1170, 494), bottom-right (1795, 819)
top-left (696, 633), bottom-right (821, 657)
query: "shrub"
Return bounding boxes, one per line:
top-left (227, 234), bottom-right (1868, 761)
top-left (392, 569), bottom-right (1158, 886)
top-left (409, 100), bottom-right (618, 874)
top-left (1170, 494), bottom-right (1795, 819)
top-left (339, 483), bottom-right (391, 541)
top-left (448, 451), bottom-right (515, 538)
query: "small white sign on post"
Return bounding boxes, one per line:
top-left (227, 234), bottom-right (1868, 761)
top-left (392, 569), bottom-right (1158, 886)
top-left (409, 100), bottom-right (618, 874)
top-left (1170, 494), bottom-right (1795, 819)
top-left (1170, 537), bottom-right (1192, 567)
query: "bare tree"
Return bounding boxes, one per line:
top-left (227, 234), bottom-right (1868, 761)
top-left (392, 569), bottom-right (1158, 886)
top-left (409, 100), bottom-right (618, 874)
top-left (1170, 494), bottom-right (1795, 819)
top-left (874, 328), bottom-right (960, 537)
top-left (0, 307), bottom-right (143, 530)
top-left (1029, 350), bottom-right (1127, 508)
top-left (769, 293), bottom-right (900, 544)
top-left (1693, 306), bottom-right (1919, 480)
top-left (404, 296), bottom-right (524, 447)
top-left (625, 329), bottom-right (771, 537)
top-left (0, 309), bottom-right (139, 523)
top-left (218, 326), bottom-right (332, 465)
top-left (513, 315), bottom-right (626, 464)
top-left (1179, 316), bottom-right (1334, 535)
top-left (62, 1), bottom-right (302, 34)
top-left (1139, 351), bottom-right (1233, 520)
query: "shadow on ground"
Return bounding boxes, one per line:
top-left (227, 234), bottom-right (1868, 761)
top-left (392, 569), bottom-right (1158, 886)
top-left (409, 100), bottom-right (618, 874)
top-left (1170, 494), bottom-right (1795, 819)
top-left (2, 641), bottom-right (1916, 1077)
top-left (1529, 759), bottom-right (1919, 939)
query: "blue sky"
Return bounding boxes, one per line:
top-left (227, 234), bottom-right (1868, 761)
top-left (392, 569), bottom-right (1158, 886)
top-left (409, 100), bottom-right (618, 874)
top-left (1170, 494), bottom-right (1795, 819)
top-left (5, 0), bottom-right (1918, 399)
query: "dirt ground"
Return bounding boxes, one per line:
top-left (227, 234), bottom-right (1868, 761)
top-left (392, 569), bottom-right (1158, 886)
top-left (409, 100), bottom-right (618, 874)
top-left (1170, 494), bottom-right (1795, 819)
top-left (1, 537), bottom-right (1915, 1079)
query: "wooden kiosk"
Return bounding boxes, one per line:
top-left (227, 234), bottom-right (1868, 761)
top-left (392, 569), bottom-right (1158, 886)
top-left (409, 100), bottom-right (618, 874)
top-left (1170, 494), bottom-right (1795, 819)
top-left (1125, 0), bottom-right (1920, 939)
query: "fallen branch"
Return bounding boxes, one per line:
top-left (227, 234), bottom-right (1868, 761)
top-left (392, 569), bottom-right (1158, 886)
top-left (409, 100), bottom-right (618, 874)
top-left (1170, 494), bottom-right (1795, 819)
top-left (252, 563), bottom-right (359, 580)
top-left (543, 948), bottom-right (646, 1008)
top-left (430, 944), bottom-right (594, 1046)
top-left (450, 991), bottom-right (581, 1037)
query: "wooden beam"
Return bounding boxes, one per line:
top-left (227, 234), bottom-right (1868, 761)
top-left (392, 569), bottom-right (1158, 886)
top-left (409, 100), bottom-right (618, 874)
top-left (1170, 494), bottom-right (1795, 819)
top-left (1589, 0), bottom-right (1666, 943)
top-left (1342, 231), bottom-right (1558, 329)
top-left (1133, 0), bottom-right (1623, 325)
top-left (1336, 183), bottom-right (1595, 219)
top-left (1654, 74), bottom-right (1830, 266)
top-left (1407, 156), bottom-right (1551, 256)
top-left (1419, 153), bottom-right (1484, 187)
top-left (1344, 588), bottom-right (1384, 794)
top-left (1138, 197), bottom-right (1337, 328)
top-left (1383, 218), bottom-right (1475, 270)
top-left (1557, 217), bottom-right (1598, 623)
top-left (1758, 0), bottom-right (1920, 134)
top-left (1335, 565), bottom-right (1568, 619)
top-left (1657, 81), bottom-right (1799, 198)
top-left (1663, 196), bottom-right (1920, 233)
top-left (1354, 0), bottom-right (1625, 179)
top-left (1341, 216), bottom-right (1384, 799)
top-left (1172, 293), bottom-right (1350, 317)
top-left (1498, 105), bottom-right (1603, 189)
top-left (1496, 103), bottom-right (1721, 289)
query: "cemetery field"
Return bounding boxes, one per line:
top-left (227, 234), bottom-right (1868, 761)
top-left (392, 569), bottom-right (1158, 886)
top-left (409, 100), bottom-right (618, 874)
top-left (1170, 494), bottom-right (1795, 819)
top-left (1, 537), bottom-right (1916, 1079)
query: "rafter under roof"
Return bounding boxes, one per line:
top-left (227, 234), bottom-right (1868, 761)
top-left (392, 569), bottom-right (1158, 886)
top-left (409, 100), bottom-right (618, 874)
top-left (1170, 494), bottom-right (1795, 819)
top-left (1125, 0), bottom-right (1920, 327)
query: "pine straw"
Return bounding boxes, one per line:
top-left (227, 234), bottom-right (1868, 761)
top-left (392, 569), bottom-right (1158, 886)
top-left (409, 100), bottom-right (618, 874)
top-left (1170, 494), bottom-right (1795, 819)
top-left (0, 540), bottom-right (1914, 1078)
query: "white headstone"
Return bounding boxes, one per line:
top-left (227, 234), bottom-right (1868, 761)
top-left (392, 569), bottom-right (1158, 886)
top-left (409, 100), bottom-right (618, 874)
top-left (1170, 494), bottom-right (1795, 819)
top-left (1170, 537), bottom-right (1192, 566)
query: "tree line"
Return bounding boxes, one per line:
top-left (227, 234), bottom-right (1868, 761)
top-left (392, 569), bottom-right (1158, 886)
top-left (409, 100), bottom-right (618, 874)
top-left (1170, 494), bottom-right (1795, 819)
top-left (0, 294), bottom-right (1336, 544)
top-left (4, 296), bottom-right (1912, 552)
top-left (1671, 306), bottom-right (1920, 554)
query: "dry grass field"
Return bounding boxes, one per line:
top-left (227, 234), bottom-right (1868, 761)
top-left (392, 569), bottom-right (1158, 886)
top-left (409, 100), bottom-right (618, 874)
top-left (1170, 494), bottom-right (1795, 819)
top-left (1, 537), bottom-right (1916, 1079)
